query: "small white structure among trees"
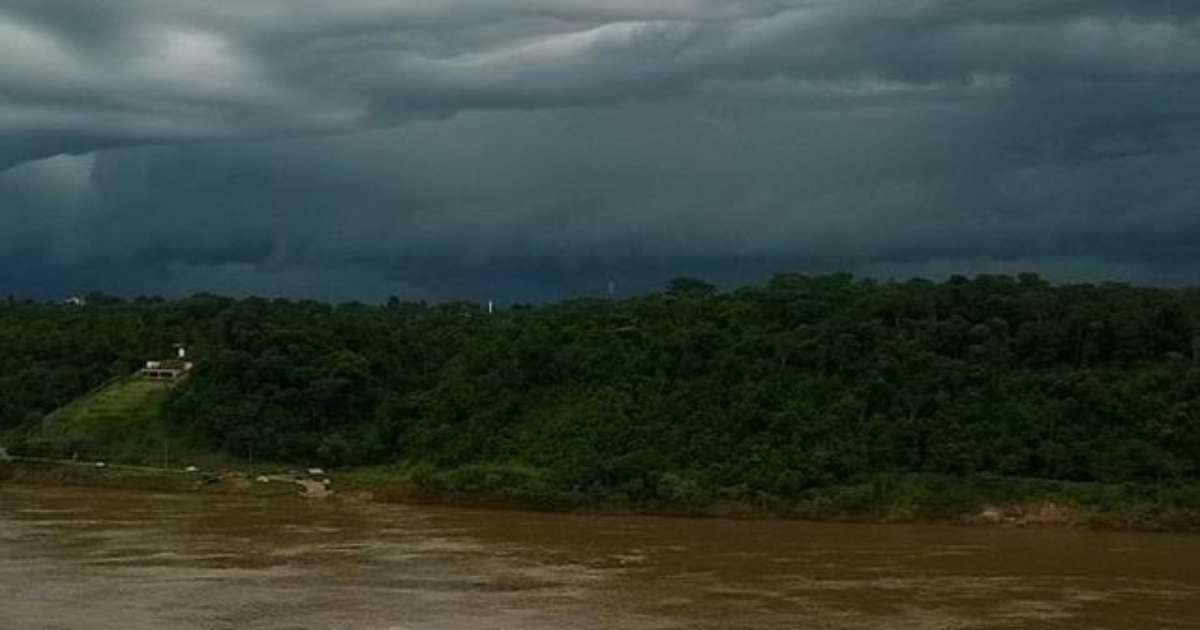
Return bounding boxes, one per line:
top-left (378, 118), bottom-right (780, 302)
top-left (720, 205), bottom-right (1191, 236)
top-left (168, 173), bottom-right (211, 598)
top-left (137, 345), bottom-right (194, 381)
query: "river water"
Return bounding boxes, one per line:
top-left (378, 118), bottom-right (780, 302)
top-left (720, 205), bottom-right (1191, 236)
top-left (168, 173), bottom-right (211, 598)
top-left (1, 484), bottom-right (1198, 629)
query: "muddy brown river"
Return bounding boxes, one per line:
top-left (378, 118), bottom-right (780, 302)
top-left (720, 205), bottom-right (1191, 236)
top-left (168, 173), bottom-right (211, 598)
top-left (2, 484), bottom-right (1199, 629)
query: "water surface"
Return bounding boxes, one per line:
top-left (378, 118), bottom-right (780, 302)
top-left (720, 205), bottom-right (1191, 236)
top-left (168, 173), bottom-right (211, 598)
top-left (2, 484), bottom-right (1198, 629)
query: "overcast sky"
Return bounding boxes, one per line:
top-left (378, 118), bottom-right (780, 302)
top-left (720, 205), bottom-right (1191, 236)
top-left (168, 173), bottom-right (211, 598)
top-left (2, 1), bottom-right (1199, 301)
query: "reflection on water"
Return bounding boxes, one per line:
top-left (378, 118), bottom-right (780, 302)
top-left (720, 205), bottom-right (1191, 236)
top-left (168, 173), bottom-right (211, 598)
top-left (2, 484), bottom-right (1199, 629)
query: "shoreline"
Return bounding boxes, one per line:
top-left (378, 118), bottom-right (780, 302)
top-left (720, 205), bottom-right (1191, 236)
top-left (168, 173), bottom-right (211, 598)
top-left (3, 460), bottom-right (1200, 533)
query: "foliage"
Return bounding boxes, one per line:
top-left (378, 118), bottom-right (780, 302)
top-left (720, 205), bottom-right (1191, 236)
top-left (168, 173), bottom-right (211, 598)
top-left (5, 274), bottom-right (1200, 509)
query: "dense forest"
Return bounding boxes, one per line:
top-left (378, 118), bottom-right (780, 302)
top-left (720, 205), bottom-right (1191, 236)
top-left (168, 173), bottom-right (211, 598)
top-left (4, 273), bottom-right (1200, 512)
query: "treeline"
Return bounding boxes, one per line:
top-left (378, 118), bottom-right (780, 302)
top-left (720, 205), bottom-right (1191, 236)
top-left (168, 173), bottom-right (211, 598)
top-left (4, 273), bottom-right (1200, 505)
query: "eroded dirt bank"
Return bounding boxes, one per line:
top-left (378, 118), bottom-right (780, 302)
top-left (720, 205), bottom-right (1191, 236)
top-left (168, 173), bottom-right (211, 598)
top-left (3, 460), bottom-right (1199, 532)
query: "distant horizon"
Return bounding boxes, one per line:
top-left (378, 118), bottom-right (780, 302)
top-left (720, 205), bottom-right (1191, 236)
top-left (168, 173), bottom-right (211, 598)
top-left (9, 268), bottom-right (1200, 307)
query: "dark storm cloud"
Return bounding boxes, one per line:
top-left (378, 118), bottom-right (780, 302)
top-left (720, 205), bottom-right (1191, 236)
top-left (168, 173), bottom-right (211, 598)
top-left (4, 0), bottom-right (1199, 167)
top-left (2, 1), bottom-right (1200, 299)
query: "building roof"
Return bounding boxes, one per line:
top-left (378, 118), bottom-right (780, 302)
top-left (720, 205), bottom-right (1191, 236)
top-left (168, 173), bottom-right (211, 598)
top-left (153, 359), bottom-right (191, 370)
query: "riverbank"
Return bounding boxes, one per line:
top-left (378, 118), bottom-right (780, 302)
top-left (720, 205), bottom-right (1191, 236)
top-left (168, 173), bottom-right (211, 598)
top-left (336, 465), bottom-right (1200, 532)
top-left (0, 459), bottom-right (299, 498)
top-left (4, 459), bottom-right (1200, 532)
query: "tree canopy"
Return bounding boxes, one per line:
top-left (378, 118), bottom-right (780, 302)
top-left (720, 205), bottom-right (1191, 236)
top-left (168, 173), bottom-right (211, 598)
top-left (4, 273), bottom-right (1200, 504)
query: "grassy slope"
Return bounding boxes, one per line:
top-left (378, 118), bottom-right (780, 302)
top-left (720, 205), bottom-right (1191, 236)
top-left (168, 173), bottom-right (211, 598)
top-left (31, 378), bottom-right (178, 464)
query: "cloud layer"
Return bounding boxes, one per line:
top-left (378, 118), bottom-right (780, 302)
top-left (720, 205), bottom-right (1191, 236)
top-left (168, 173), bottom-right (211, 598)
top-left (2, 1), bottom-right (1199, 299)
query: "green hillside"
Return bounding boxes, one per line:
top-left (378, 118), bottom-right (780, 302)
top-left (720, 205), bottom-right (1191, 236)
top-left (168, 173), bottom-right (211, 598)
top-left (31, 377), bottom-right (177, 463)
top-left (4, 275), bottom-right (1200, 524)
